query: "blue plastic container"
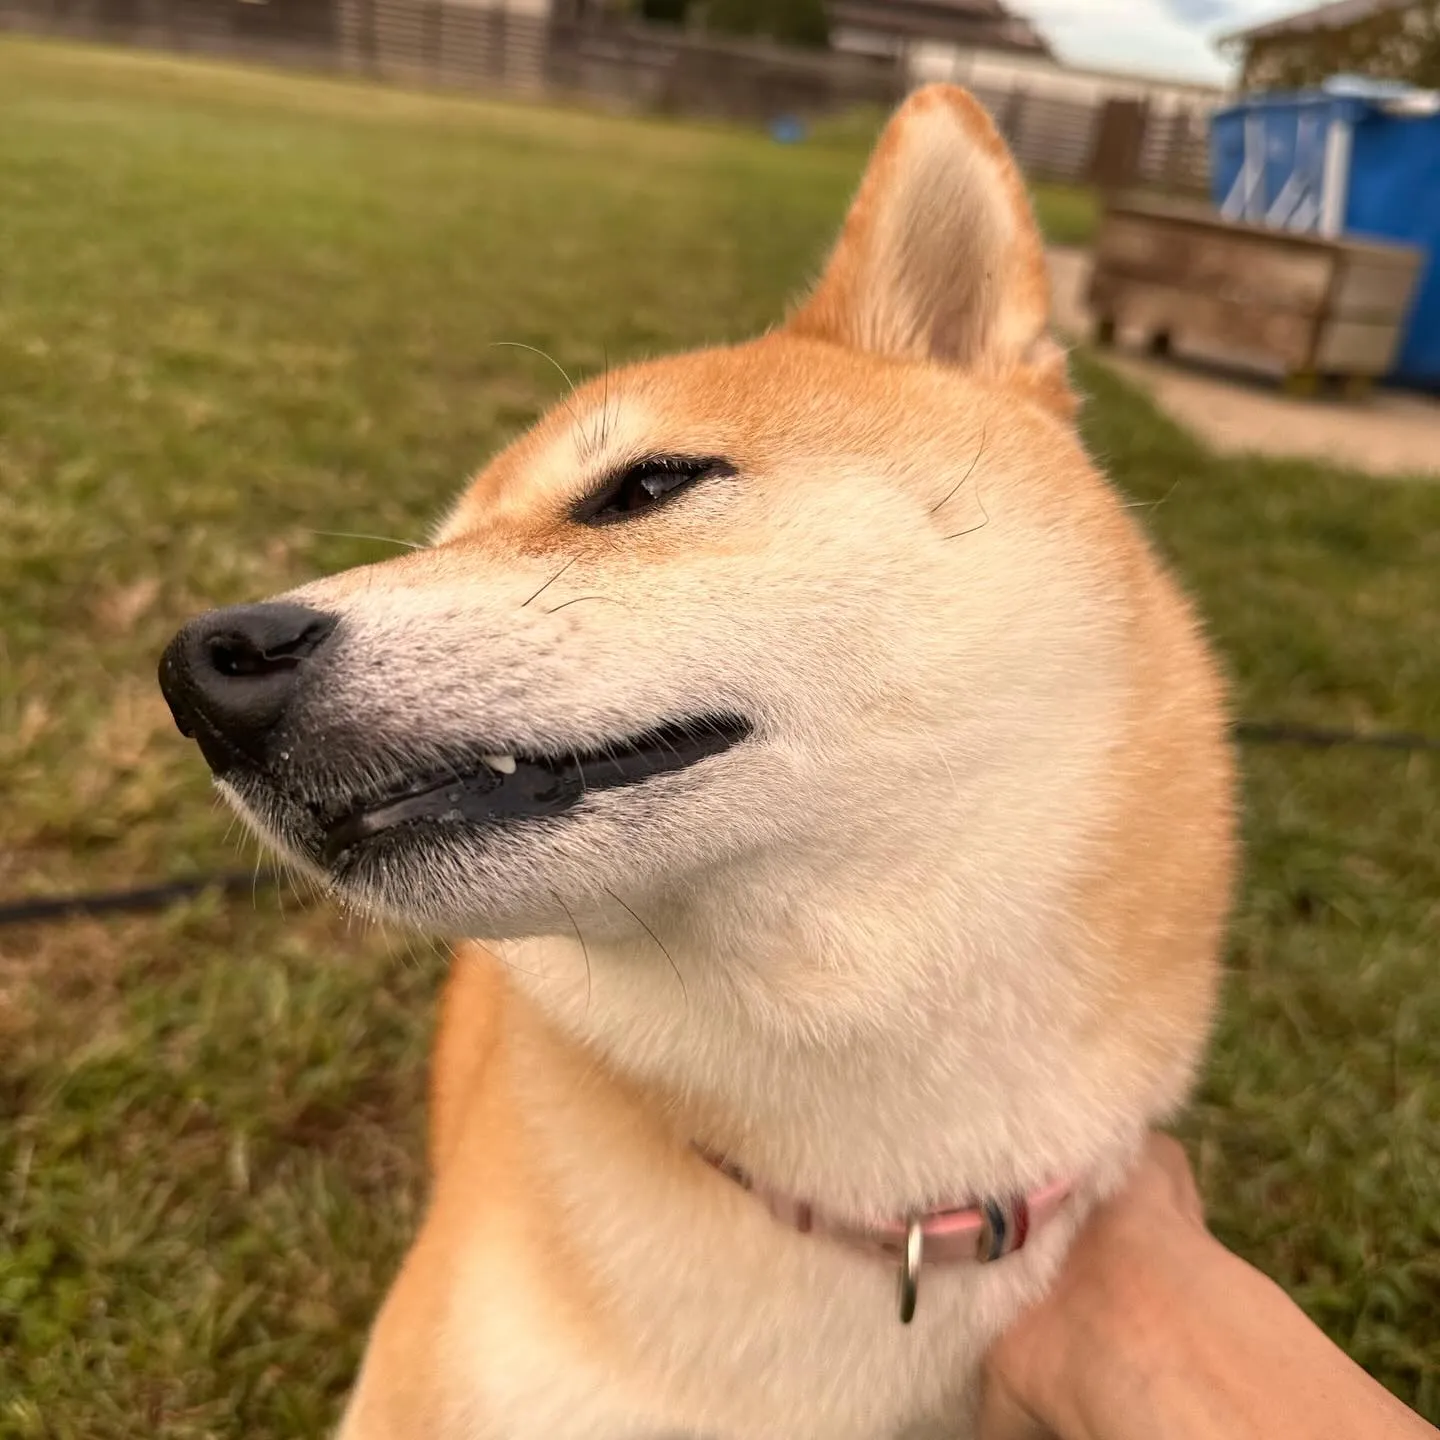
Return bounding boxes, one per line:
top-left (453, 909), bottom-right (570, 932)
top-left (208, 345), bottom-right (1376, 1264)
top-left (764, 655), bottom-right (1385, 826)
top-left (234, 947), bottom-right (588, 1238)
top-left (1211, 81), bottom-right (1440, 387)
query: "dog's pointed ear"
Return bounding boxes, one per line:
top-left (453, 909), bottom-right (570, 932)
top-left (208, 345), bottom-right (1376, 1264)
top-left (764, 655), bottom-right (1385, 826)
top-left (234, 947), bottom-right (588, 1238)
top-left (788, 85), bottom-right (1072, 413)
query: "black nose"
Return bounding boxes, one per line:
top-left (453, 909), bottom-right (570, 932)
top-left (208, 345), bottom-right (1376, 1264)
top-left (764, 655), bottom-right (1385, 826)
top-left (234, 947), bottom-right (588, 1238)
top-left (158, 602), bottom-right (336, 773)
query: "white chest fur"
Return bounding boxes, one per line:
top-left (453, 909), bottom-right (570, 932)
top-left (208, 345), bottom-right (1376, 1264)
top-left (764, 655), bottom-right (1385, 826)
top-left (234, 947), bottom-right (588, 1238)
top-left (423, 925), bottom-right (1151, 1440)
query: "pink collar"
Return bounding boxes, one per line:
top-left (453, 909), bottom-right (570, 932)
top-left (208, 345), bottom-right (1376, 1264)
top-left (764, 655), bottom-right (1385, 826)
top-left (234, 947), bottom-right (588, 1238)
top-left (701, 1149), bottom-right (1072, 1323)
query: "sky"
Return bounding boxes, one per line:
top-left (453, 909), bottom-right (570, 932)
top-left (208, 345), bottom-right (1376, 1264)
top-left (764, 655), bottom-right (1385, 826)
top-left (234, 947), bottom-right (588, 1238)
top-left (1019, 0), bottom-right (1313, 83)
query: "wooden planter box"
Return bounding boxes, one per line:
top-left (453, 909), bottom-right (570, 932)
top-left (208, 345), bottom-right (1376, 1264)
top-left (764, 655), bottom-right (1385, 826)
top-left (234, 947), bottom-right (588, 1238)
top-left (1087, 196), bottom-right (1424, 393)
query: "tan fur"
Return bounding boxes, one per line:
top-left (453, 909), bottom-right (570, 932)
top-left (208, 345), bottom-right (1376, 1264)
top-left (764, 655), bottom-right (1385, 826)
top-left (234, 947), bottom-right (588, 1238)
top-left (197, 86), bottom-right (1235, 1438)
top-left (789, 87), bottom-right (1073, 415)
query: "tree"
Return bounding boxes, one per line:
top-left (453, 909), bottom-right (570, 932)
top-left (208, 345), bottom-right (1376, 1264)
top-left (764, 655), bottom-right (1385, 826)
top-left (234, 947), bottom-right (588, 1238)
top-left (639, 0), bottom-right (693, 21)
top-left (706, 0), bottom-right (830, 48)
top-left (1239, 1), bottom-right (1440, 91)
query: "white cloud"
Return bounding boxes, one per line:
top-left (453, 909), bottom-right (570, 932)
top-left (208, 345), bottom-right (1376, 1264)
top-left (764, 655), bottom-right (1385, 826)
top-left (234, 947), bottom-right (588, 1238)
top-left (1020, 0), bottom-right (1305, 84)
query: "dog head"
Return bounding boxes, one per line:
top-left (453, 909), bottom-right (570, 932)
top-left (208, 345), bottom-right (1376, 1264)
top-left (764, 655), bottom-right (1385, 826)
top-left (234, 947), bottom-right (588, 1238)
top-left (159, 90), bottom-right (1155, 985)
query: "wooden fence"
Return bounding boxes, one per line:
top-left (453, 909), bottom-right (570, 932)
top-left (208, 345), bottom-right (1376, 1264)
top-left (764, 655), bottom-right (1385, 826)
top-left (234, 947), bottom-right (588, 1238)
top-left (0, 0), bottom-right (1212, 192)
top-left (972, 83), bottom-right (1212, 195)
top-left (0, 0), bottom-right (904, 117)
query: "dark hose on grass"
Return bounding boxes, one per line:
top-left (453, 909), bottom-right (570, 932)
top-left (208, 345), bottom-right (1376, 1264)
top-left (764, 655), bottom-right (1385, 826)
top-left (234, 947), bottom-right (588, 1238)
top-left (0, 871), bottom-right (282, 927)
top-left (1231, 721), bottom-right (1440, 753)
top-left (2, 720), bottom-right (1437, 928)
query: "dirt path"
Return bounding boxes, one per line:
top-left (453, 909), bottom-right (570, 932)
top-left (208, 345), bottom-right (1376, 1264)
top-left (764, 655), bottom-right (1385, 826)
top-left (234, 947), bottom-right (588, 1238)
top-left (1047, 247), bottom-right (1440, 479)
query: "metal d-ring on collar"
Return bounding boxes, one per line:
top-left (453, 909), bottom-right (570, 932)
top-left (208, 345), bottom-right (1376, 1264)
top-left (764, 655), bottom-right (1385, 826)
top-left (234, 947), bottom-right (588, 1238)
top-left (897, 1197), bottom-right (1012, 1323)
top-left (898, 1216), bottom-right (924, 1323)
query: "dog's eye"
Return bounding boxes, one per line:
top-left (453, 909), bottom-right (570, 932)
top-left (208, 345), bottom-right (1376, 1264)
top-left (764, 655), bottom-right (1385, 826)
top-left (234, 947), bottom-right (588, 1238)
top-left (576, 456), bottom-right (734, 526)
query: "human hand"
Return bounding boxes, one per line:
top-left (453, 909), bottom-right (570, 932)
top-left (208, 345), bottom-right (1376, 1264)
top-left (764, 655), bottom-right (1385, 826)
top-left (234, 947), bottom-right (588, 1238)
top-left (979, 1133), bottom-right (1208, 1440)
top-left (978, 1133), bottom-right (1436, 1440)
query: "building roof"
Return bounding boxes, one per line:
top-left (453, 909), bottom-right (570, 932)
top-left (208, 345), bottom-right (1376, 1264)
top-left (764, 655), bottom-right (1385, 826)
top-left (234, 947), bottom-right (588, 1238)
top-left (1219, 0), bottom-right (1415, 47)
top-left (830, 0), bottom-right (1052, 55)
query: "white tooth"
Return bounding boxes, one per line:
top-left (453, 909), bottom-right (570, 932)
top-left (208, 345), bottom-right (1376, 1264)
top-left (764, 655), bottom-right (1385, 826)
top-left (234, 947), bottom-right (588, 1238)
top-left (482, 753), bottom-right (517, 775)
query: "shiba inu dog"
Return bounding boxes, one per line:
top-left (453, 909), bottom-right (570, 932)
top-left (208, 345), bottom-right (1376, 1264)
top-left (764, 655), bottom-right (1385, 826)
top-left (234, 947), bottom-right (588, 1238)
top-left (159, 85), bottom-right (1235, 1440)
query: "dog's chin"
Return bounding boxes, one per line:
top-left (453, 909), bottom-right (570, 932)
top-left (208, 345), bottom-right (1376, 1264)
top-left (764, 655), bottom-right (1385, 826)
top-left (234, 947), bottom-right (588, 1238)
top-left (217, 713), bottom-right (753, 932)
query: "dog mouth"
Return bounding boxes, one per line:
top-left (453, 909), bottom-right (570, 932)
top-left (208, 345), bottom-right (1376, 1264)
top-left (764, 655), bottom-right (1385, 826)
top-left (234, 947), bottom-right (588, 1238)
top-left (317, 715), bottom-right (751, 865)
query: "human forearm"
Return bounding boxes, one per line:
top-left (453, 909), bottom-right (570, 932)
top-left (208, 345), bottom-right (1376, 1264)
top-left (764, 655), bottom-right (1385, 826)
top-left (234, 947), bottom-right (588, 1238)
top-left (982, 1137), bottom-right (1438, 1440)
top-left (1068, 1236), bottom-right (1434, 1440)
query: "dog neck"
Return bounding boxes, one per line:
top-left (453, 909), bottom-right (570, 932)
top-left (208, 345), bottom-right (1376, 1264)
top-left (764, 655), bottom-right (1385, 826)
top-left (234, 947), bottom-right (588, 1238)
top-left (491, 841), bottom-right (1126, 1220)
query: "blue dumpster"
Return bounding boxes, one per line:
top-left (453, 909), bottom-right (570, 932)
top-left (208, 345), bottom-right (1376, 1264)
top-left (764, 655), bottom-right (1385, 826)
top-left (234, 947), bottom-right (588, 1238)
top-left (1211, 79), bottom-right (1440, 387)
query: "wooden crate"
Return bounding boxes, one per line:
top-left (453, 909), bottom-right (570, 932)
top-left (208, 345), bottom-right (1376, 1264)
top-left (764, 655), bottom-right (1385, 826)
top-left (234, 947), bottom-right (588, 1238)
top-left (1087, 195), bottom-right (1423, 392)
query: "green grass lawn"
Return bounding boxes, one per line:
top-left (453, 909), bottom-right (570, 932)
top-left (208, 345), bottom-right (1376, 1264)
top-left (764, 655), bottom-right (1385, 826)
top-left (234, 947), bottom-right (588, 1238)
top-left (1025, 180), bottom-right (1098, 248)
top-left (1, 36), bottom-right (1437, 1437)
